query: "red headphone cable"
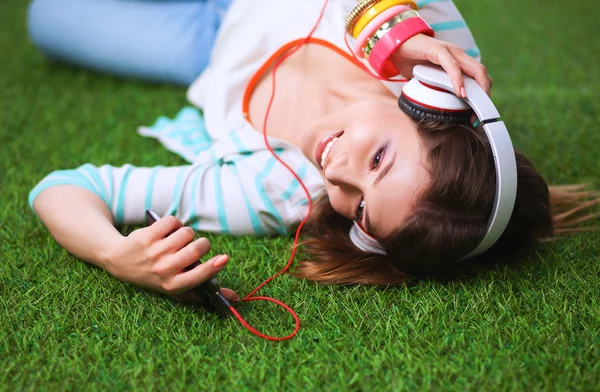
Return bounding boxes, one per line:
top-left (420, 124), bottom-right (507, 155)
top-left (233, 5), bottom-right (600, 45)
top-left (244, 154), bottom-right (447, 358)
top-left (216, 0), bottom-right (329, 342)
top-left (220, 1), bottom-right (407, 341)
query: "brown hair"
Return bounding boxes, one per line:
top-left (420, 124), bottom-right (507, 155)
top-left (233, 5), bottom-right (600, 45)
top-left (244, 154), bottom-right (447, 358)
top-left (293, 121), bottom-right (600, 285)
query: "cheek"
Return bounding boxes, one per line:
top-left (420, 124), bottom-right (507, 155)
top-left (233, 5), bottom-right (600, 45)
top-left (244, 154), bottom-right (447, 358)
top-left (348, 117), bottom-right (391, 146)
top-left (325, 185), bottom-right (352, 219)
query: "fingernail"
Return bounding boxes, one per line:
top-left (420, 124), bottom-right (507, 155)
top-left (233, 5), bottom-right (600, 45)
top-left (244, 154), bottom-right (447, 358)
top-left (461, 87), bottom-right (466, 98)
top-left (214, 255), bottom-right (229, 269)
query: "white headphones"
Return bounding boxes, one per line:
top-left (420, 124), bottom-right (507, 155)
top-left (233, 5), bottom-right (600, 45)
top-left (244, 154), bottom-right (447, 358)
top-left (350, 64), bottom-right (518, 260)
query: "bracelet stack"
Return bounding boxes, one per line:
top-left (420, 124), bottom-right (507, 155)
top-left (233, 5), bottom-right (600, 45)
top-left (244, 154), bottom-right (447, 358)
top-left (346, 0), bottom-right (434, 78)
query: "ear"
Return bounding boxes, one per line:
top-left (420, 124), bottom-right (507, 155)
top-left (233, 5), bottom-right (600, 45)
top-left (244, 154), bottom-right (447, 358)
top-left (398, 78), bottom-right (472, 125)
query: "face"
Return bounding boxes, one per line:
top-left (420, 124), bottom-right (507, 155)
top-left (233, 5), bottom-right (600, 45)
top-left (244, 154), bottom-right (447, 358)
top-left (301, 100), bottom-right (430, 239)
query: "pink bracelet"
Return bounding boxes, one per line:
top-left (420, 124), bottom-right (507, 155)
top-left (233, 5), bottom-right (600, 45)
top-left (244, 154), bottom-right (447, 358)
top-left (368, 16), bottom-right (434, 79)
top-left (352, 4), bottom-right (411, 57)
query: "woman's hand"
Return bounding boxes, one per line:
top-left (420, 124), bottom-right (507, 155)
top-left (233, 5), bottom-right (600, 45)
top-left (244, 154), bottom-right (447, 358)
top-left (389, 34), bottom-right (492, 97)
top-left (105, 215), bottom-right (239, 302)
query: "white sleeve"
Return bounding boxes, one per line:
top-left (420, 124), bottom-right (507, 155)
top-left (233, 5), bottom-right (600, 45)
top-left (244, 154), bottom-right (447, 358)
top-left (418, 0), bottom-right (482, 60)
top-left (28, 155), bottom-right (306, 236)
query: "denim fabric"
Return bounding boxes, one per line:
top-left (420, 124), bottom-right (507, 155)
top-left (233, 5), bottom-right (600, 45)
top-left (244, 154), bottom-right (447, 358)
top-left (27, 0), bottom-right (234, 85)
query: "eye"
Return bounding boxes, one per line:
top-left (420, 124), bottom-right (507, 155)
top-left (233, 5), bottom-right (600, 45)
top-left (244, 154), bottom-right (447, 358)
top-left (371, 145), bottom-right (386, 170)
top-left (355, 198), bottom-right (365, 221)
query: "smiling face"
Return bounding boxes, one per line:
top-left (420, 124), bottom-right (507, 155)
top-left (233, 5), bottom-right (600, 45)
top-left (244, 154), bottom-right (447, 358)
top-left (301, 100), bottom-right (430, 239)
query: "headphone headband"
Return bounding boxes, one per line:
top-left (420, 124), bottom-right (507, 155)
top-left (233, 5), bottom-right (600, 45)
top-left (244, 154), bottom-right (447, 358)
top-left (348, 65), bottom-right (518, 260)
top-left (413, 65), bottom-right (517, 258)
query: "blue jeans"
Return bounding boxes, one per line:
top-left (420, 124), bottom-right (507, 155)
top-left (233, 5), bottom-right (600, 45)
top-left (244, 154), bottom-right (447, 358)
top-left (27, 0), bottom-right (233, 85)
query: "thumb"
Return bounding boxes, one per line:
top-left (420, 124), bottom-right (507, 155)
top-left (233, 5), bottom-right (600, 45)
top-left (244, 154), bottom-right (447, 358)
top-left (220, 288), bottom-right (240, 302)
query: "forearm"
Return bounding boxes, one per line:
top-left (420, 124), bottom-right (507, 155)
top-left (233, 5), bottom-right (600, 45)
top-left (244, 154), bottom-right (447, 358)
top-left (27, 159), bottom-right (244, 299)
top-left (33, 185), bottom-right (123, 272)
top-left (31, 184), bottom-right (238, 302)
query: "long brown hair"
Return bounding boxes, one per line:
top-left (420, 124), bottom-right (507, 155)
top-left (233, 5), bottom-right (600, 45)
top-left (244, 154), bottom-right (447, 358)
top-left (293, 121), bottom-right (599, 285)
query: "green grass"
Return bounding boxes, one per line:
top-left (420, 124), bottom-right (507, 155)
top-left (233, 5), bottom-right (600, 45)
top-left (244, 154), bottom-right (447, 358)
top-left (1, 0), bottom-right (599, 390)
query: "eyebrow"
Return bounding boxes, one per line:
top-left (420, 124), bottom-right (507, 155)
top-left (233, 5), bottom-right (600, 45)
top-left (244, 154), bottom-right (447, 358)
top-left (365, 150), bottom-right (396, 233)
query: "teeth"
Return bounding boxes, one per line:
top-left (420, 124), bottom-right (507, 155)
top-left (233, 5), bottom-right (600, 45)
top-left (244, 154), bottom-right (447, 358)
top-left (320, 137), bottom-right (339, 168)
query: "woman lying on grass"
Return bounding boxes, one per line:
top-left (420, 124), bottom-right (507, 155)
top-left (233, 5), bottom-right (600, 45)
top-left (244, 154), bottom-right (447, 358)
top-left (28, 0), bottom-right (598, 303)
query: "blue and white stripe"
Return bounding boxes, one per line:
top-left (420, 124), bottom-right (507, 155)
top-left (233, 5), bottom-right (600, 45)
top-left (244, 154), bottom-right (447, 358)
top-left (418, 0), bottom-right (482, 61)
top-left (29, 107), bottom-right (325, 236)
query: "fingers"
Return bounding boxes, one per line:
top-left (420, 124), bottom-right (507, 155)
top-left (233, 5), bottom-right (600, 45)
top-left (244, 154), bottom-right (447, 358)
top-left (431, 46), bottom-right (465, 97)
top-left (401, 35), bottom-right (492, 97)
top-left (149, 224), bottom-right (226, 294)
top-left (148, 215), bottom-right (183, 239)
top-left (449, 46), bottom-right (492, 96)
top-left (172, 254), bottom-right (230, 293)
top-left (430, 44), bottom-right (493, 98)
top-left (162, 226), bottom-right (196, 253)
top-left (172, 237), bottom-right (212, 271)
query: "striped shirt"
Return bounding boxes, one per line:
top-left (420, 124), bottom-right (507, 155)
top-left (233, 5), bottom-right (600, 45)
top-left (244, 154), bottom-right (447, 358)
top-left (29, 0), bottom-right (480, 236)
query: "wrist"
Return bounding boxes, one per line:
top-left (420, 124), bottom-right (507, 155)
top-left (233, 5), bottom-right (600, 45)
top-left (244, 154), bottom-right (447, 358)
top-left (98, 233), bottom-right (127, 277)
top-left (346, 0), bottom-right (434, 79)
top-left (367, 16), bottom-right (434, 78)
top-left (388, 32), bottom-right (427, 67)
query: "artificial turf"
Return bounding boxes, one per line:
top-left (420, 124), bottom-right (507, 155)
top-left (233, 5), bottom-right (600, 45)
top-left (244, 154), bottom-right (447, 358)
top-left (1, 0), bottom-right (599, 390)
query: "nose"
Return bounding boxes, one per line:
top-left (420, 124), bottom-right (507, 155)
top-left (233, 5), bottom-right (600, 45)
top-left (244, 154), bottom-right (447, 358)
top-left (324, 155), bottom-right (361, 190)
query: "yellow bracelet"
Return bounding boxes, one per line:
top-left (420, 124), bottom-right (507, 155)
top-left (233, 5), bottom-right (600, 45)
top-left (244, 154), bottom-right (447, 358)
top-left (346, 0), bottom-right (381, 34)
top-left (352, 0), bottom-right (418, 38)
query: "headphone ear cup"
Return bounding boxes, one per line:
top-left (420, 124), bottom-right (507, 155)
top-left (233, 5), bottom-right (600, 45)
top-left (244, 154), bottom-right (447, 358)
top-left (398, 94), bottom-right (473, 125)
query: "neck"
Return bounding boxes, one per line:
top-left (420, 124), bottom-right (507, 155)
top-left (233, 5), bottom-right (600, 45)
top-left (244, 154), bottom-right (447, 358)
top-left (292, 81), bottom-right (395, 144)
top-left (274, 72), bottom-right (396, 149)
top-left (247, 43), bottom-right (394, 149)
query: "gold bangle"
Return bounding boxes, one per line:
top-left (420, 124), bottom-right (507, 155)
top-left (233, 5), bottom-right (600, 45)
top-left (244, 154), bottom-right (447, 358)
top-left (363, 10), bottom-right (419, 58)
top-left (346, 0), bottom-right (381, 34)
top-left (352, 0), bottom-right (418, 38)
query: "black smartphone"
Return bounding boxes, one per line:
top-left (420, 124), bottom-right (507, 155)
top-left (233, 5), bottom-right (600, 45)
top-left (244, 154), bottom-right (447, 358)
top-left (145, 209), bottom-right (230, 317)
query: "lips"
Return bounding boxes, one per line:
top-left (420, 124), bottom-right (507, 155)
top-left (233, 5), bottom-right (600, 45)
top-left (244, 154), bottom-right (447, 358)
top-left (315, 131), bottom-right (344, 169)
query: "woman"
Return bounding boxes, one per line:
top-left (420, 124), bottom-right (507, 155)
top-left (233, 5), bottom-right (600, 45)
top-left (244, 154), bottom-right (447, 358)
top-left (27, 0), bottom-right (596, 302)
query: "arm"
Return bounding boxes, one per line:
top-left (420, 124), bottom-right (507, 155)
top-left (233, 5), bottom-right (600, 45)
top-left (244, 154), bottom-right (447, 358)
top-left (33, 185), bottom-right (122, 270)
top-left (30, 165), bottom-right (236, 299)
top-left (390, 0), bottom-right (491, 95)
top-left (29, 149), bottom-right (304, 295)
